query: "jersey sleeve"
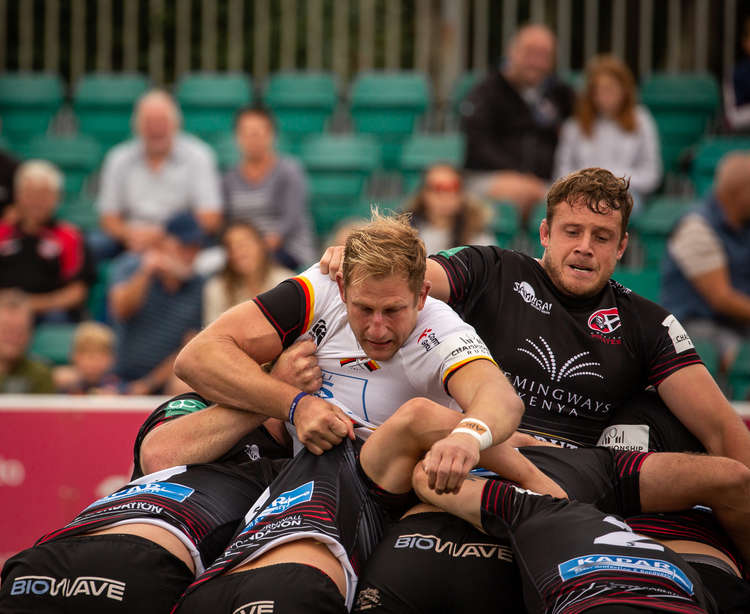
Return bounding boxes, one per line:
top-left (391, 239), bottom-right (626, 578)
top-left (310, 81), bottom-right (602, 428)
top-left (630, 295), bottom-right (703, 386)
top-left (131, 392), bottom-right (211, 479)
top-left (428, 245), bottom-right (501, 315)
top-left (253, 264), bottom-right (334, 349)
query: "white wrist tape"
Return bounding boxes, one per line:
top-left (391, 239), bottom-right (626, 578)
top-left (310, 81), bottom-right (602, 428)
top-left (451, 417), bottom-right (493, 451)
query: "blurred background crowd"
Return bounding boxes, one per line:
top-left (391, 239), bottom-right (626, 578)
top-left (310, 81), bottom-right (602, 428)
top-left (1, 0), bottom-right (750, 400)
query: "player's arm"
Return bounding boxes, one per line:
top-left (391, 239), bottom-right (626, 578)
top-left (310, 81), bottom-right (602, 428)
top-left (174, 298), bottom-right (353, 454)
top-left (657, 365), bottom-right (750, 468)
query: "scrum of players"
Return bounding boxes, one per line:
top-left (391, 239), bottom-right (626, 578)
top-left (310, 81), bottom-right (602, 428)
top-left (3, 169), bottom-right (750, 614)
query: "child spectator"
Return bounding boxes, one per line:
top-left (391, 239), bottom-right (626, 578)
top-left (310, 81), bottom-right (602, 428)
top-left (554, 55), bottom-right (662, 211)
top-left (403, 163), bottom-right (495, 254)
top-left (54, 322), bottom-right (121, 394)
top-left (202, 222), bottom-right (293, 326)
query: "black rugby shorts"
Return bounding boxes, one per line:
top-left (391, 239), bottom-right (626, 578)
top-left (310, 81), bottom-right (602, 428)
top-left (175, 563), bottom-right (346, 613)
top-left (0, 533), bottom-right (193, 614)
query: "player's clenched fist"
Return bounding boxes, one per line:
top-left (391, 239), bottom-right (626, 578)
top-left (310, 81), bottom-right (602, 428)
top-left (293, 395), bottom-right (355, 455)
top-left (271, 337), bottom-right (322, 393)
top-left (422, 431), bottom-right (481, 494)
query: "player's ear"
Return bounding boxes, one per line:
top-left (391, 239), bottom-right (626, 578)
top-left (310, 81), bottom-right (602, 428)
top-left (616, 231), bottom-right (629, 260)
top-left (417, 280), bottom-right (431, 309)
top-left (540, 218), bottom-right (550, 248)
top-left (336, 275), bottom-right (346, 302)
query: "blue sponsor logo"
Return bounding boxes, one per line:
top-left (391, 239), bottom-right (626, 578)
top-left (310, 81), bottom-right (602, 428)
top-left (241, 481), bottom-right (314, 534)
top-left (86, 482), bottom-right (195, 508)
top-left (558, 554), bottom-right (694, 595)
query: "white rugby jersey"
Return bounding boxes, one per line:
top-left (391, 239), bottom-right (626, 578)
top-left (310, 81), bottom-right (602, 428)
top-left (254, 264), bottom-right (496, 450)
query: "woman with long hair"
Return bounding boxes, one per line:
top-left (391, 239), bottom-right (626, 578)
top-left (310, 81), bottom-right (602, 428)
top-left (555, 55), bottom-right (662, 210)
top-left (403, 163), bottom-right (495, 254)
top-left (203, 222), bottom-right (293, 326)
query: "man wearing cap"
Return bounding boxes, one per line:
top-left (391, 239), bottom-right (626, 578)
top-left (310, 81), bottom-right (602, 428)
top-left (108, 211), bottom-right (205, 394)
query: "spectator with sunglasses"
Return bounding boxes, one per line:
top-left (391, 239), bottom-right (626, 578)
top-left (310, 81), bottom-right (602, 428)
top-left (403, 163), bottom-right (495, 255)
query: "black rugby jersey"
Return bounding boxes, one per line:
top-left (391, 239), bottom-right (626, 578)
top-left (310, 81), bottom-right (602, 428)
top-left (431, 246), bottom-right (702, 447)
top-left (131, 392), bottom-right (290, 479)
top-left (481, 480), bottom-right (716, 614)
top-left (36, 461), bottom-right (282, 574)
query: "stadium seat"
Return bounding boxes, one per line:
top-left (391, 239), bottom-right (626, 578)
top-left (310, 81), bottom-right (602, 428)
top-left (690, 136), bottom-right (750, 197)
top-left (263, 72), bottom-right (337, 149)
top-left (491, 201), bottom-right (521, 248)
top-left (729, 342), bottom-right (750, 401)
top-left (630, 197), bottom-right (696, 269)
top-left (525, 201), bottom-right (548, 258)
top-left (86, 261), bottom-right (112, 322)
top-left (640, 73), bottom-right (720, 175)
top-left (692, 338), bottom-right (720, 380)
top-left (30, 322), bottom-right (76, 366)
top-left (57, 193), bottom-right (98, 233)
top-left (73, 73), bottom-right (149, 151)
top-left (399, 132), bottom-right (465, 193)
top-left (176, 72), bottom-right (252, 141)
top-left (612, 266), bottom-right (661, 303)
top-left (0, 72), bottom-right (64, 146)
top-left (449, 71), bottom-right (484, 122)
top-left (350, 71), bottom-right (430, 169)
top-left (17, 134), bottom-right (103, 198)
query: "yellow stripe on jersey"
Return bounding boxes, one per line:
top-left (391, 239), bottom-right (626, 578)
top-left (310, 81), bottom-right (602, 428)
top-left (292, 275), bottom-right (316, 334)
top-left (441, 355), bottom-right (498, 384)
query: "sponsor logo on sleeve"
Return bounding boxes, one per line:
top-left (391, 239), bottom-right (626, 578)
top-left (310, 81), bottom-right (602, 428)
top-left (597, 424), bottom-right (650, 452)
top-left (309, 318), bottom-right (328, 345)
top-left (662, 315), bottom-right (694, 354)
top-left (164, 397), bottom-right (208, 417)
top-left (438, 332), bottom-right (494, 366)
top-left (513, 281), bottom-right (552, 315)
top-left (558, 555), bottom-right (694, 595)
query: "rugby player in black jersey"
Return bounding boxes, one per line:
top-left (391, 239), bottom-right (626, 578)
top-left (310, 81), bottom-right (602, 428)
top-left (0, 393), bottom-right (290, 614)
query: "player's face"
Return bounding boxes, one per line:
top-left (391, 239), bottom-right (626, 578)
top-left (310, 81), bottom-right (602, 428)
top-left (339, 271), bottom-right (429, 361)
top-left (540, 201), bottom-right (628, 298)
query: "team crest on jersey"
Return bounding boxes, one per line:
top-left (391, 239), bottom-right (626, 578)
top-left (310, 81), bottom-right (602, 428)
top-left (339, 358), bottom-right (380, 372)
top-left (417, 327), bottom-right (440, 352)
top-left (309, 318), bottom-right (328, 345)
top-left (354, 587), bottom-right (382, 610)
top-left (588, 307), bottom-right (621, 334)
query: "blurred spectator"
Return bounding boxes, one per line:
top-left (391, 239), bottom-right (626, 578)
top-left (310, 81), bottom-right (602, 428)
top-left (724, 16), bottom-right (750, 132)
top-left (109, 211), bottom-right (204, 394)
top-left (53, 321), bottom-right (121, 394)
top-left (662, 152), bottom-right (750, 370)
top-left (461, 24), bottom-right (575, 217)
top-left (93, 90), bottom-right (222, 259)
top-left (403, 163), bottom-right (495, 254)
top-left (325, 217), bottom-right (368, 250)
top-left (555, 55), bottom-right (662, 212)
top-left (223, 107), bottom-right (315, 270)
top-left (0, 289), bottom-right (54, 394)
top-left (203, 222), bottom-right (293, 326)
top-left (0, 160), bottom-right (95, 322)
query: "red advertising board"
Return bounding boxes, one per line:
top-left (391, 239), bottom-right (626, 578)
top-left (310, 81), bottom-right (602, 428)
top-left (0, 396), bottom-right (163, 566)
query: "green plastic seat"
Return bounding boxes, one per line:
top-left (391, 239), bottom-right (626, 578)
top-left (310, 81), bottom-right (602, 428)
top-left (30, 322), bottom-right (77, 365)
top-left (525, 201), bottom-right (548, 258)
top-left (86, 261), bottom-right (112, 322)
top-left (690, 137), bottom-right (750, 197)
top-left (17, 134), bottom-right (103, 197)
top-left (612, 266), bottom-right (661, 303)
top-left (491, 201), bottom-right (521, 249)
top-left (264, 72), bottom-right (337, 143)
top-left (729, 342), bottom-right (750, 401)
top-left (449, 71), bottom-right (484, 120)
top-left (350, 71), bottom-right (430, 169)
top-left (0, 72), bottom-right (64, 146)
top-left (640, 73), bottom-right (720, 174)
top-left (176, 72), bottom-right (252, 141)
top-left (57, 193), bottom-right (98, 233)
top-left (692, 339), bottom-right (720, 380)
top-left (630, 197), bottom-right (696, 269)
top-left (399, 132), bottom-right (465, 193)
top-left (301, 134), bottom-right (380, 207)
top-left (74, 73), bottom-right (149, 151)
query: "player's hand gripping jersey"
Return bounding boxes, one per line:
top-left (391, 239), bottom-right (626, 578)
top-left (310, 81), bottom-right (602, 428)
top-left (481, 480), bottom-right (718, 614)
top-left (254, 264), bottom-right (495, 449)
top-left (431, 247), bottom-right (702, 448)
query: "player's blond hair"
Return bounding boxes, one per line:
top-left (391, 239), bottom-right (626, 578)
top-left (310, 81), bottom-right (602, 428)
top-left (72, 322), bottom-right (115, 354)
top-left (342, 209), bottom-right (426, 294)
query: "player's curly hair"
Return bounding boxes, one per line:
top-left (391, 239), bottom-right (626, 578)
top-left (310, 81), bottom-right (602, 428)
top-left (546, 167), bottom-right (633, 238)
top-left (342, 208), bottom-right (426, 294)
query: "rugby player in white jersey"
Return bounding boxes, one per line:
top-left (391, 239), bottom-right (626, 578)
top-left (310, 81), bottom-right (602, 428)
top-left (173, 212), bottom-right (562, 611)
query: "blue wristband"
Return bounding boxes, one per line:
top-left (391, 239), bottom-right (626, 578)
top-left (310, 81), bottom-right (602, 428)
top-left (288, 391), bottom-right (309, 425)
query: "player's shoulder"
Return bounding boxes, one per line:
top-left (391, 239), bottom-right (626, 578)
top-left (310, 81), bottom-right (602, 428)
top-left (607, 278), bottom-right (668, 317)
